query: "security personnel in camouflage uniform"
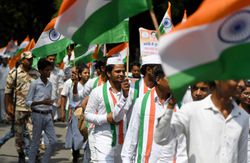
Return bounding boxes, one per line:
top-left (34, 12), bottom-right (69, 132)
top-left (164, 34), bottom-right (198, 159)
top-left (5, 51), bottom-right (39, 163)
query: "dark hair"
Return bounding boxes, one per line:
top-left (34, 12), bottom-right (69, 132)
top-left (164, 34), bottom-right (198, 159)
top-left (38, 58), bottom-right (53, 71)
top-left (105, 65), bottom-right (115, 79)
top-left (94, 57), bottom-right (107, 70)
top-left (77, 63), bottom-right (89, 74)
top-left (140, 64), bottom-right (160, 76)
top-left (67, 44), bottom-right (75, 50)
top-left (206, 81), bottom-right (216, 88)
top-left (152, 65), bottom-right (165, 85)
top-left (191, 81), bottom-right (216, 89)
top-left (130, 62), bottom-right (141, 70)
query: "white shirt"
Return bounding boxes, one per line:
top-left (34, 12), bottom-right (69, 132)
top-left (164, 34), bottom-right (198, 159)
top-left (85, 81), bottom-right (130, 161)
top-left (63, 51), bottom-right (75, 69)
top-left (0, 65), bottom-right (10, 90)
top-left (85, 81), bottom-right (129, 125)
top-left (122, 91), bottom-right (186, 163)
top-left (61, 79), bottom-right (85, 108)
top-left (49, 66), bottom-right (64, 107)
top-left (154, 95), bottom-right (249, 163)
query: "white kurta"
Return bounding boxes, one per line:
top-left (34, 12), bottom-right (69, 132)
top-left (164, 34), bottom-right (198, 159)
top-left (155, 95), bottom-right (249, 163)
top-left (85, 81), bottom-right (130, 163)
top-left (49, 66), bottom-right (64, 107)
top-left (121, 89), bottom-right (181, 163)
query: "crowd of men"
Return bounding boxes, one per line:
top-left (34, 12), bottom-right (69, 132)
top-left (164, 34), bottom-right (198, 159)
top-left (0, 46), bottom-right (249, 163)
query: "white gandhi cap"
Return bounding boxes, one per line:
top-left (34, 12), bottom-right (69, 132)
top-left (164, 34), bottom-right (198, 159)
top-left (106, 54), bottom-right (124, 65)
top-left (141, 54), bottom-right (162, 66)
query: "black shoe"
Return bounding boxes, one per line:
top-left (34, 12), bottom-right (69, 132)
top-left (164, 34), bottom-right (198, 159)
top-left (72, 149), bottom-right (80, 163)
top-left (18, 152), bottom-right (26, 163)
top-left (72, 157), bottom-right (78, 163)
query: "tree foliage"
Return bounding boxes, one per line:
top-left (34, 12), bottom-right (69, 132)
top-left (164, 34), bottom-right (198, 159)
top-left (0, 0), bottom-right (61, 47)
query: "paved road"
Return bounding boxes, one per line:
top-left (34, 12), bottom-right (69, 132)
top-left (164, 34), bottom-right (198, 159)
top-left (0, 122), bottom-right (84, 163)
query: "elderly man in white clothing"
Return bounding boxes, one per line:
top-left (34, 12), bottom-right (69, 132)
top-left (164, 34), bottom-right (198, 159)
top-left (154, 80), bottom-right (249, 163)
top-left (84, 55), bottom-right (131, 163)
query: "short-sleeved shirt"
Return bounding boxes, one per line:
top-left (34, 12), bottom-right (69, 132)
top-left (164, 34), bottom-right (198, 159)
top-left (5, 65), bottom-right (39, 111)
top-left (49, 66), bottom-right (64, 107)
top-left (61, 79), bottom-right (85, 109)
top-left (26, 77), bottom-right (53, 111)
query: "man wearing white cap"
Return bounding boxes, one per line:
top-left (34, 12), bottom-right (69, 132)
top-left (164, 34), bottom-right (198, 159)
top-left (84, 54), bottom-right (131, 163)
top-left (131, 55), bottom-right (162, 102)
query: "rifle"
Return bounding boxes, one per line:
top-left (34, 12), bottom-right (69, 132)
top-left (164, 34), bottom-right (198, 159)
top-left (10, 61), bottom-right (19, 134)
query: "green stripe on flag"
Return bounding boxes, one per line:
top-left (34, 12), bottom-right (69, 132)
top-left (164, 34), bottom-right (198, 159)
top-left (14, 48), bottom-right (24, 56)
top-left (56, 48), bottom-right (67, 64)
top-left (159, 24), bottom-right (165, 35)
top-left (32, 38), bottom-right (71, 58)
top-left (32, 57), bottom-right (40, 70)
top-left (72, 0), bottom-right (151, 45)
top-left (137, 90), bottom-right (150, 163)
top-left (74, 44), bottom-right (88, 58)
top-left (169, 42), bottom-right (250, 101)
top-left (90, 19), bottom-right (129, 45)
top-left (72, 46), bottom-right (103, 65)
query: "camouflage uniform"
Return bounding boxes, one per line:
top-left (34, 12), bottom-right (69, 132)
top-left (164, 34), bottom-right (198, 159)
top-left (5, 64), bottom-right (39, 153)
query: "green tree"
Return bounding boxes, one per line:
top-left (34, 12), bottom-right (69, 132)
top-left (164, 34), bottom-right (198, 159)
top-left (0, 0), bottom-right (62, 47)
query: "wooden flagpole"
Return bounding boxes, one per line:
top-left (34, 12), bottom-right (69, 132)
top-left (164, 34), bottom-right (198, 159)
top-left (149, 8), bottom-right (161, 37)
top-left (126, 43), bottom-right (129, 78)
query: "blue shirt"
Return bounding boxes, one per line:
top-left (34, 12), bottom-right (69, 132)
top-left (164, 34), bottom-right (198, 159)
top-left (26, 77), bottom-right (52, 111)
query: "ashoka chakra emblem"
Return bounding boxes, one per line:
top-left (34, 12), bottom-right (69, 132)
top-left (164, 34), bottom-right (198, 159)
top-left (49, 29), bottom-right (61, 41)
top-left (218, 10), bottom-right (250, 43)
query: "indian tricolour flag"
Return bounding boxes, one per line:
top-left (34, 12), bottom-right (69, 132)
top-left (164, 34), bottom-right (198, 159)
top-left (32, 17), bottom-right (72, 58)
top-left (0, 47), bottom-right (6, 57)
top-left (107, 42), bottom-right (128, 63)
top-left (73, 45), bottom-right (103, 65)
top-left (55, 0), bottom-right (151, 45)
top-left (15, 36), bottom-right (30, 55)
top-left (159, 2), bottom-right (173, 34)
top-left (8, 36), bottom-right (31, 69)
top-left (159, 0), bottom-right (250, 100)
top-left (4, 40), bottom-right (18, 57)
